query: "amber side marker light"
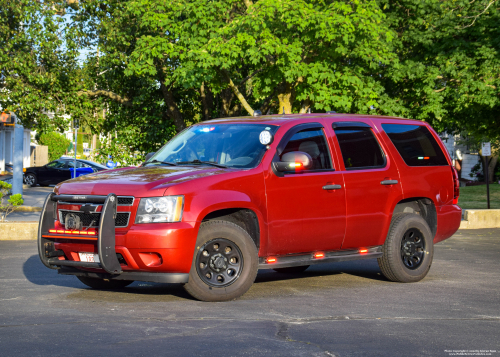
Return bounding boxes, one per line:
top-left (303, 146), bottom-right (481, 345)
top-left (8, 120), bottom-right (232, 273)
top-left (359, 249), bottom-right (368, 254)
top-left (267, 257), bottom-right (277, 263)
top-left (314, 252), bottom-right (325, 259)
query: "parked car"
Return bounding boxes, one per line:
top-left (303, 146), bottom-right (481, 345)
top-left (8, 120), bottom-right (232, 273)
top-left (37, 114), bottom-right (461, 301)
top-left (24, 158), bottom-right (108, 186)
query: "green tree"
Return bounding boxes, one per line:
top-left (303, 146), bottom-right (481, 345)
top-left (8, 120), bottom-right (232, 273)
top-left (374, 0), bottom-right (499, 181)
top-left (38, 132), bottom-right (71, 161)
top-left (75, 0), bottom-right (394, 147)
top-left (0, 0), bottom-right (95, 134)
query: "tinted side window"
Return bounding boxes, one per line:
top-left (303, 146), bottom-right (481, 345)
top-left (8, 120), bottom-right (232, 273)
top-left (334, 128), bottom-right (385, 169)
top-left (281, 128), bottom-right (332, 170)
top-left (46, 160), bottom-right (66, 169)
top-left (382, 124), bottom-right (448, 166)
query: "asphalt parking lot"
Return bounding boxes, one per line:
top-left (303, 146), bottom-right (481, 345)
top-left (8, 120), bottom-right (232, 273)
top-left (0, 229), bottom-right (499, 357)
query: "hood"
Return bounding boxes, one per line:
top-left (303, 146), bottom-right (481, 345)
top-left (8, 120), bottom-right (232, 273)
top-left (55, 165), bottom-right (230, 197)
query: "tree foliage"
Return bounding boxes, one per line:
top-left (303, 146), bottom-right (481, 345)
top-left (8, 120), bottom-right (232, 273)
top-left (376, 0), bottom-right (500, 140)
top-left (0, 0), bottom-right (93, 134)
top-left (1, 0), bottom-right (498, 157)
top-left (38, 132), bottom-right (71, 161)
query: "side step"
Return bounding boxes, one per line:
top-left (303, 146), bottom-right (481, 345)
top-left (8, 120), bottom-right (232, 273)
top-left (258, 246), bottom-right (382, 269)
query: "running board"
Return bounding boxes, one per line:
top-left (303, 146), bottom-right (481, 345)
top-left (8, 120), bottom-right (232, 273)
top-left (258, 246), bottom-right (383, 269)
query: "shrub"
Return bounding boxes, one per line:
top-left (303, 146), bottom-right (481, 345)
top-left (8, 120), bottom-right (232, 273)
top-left (0, 181), bottom-right (24, 222)
top-left (38, 132), bottom-right (71, 161)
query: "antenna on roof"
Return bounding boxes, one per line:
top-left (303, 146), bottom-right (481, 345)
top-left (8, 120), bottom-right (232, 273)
top-left (283, 107), bottom-right (285, 115)
top-left (307, 108), bottom-right (311, 114)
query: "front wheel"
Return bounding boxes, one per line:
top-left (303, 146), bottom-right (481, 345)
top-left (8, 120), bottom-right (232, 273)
top-left (24, 173), bottom-right (37, 186)
top-left (184, 220), bottom-right (258, 302)
top-left (77, 276), bottom-right (134, 289)
top-left (378, 213), bottom-right (434, 283)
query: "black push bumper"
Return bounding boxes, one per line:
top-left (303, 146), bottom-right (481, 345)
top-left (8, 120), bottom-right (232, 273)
top-left (37, 192), bottom-right (189, 284)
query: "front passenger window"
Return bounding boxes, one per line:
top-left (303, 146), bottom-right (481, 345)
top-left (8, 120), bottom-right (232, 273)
top-left (281, 128), bottom-right (332, 170)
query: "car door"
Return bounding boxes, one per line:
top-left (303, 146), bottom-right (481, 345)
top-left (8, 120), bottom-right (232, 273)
top-left (37, 160), bottom-right (67, 185)
top-left (325, 120), bottom-right (404, 250)
top-left (265, 123), bottom-right (346, 256)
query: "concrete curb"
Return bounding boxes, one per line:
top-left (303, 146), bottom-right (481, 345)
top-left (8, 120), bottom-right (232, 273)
top-left (0, 222), bottom-right (38, 240)
top-left (1, 206), bottom-right (42, 212)
top-left (459, 209), bottom-right (500, 229)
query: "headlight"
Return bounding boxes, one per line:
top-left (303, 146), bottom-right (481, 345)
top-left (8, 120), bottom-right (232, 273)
top-left (135, 196), bottom-right (184, 223)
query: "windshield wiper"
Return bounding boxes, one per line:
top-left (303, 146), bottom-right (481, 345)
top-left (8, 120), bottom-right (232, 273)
top-left (177, 160), bottom-right (227, 168)
top-left (145, 160), bottom-right (178, 166)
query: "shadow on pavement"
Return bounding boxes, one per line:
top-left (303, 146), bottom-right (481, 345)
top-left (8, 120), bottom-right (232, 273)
top-left (23, 254), bottom-right (195, 301)
top-left (255, 258), bottom-right (387, 284)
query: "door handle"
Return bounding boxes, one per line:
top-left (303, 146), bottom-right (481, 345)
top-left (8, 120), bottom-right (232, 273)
top-left (323, 184), bottom-right (342, 190)
top-left (381, 180), bottom-right (398, 185)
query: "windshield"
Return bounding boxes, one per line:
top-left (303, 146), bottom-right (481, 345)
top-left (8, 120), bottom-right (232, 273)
top-left (146, 124), bottom-right (278, 169)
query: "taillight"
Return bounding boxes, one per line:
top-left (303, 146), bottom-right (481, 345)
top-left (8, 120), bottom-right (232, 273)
top-left (452, 167), bottom-right (460, 205)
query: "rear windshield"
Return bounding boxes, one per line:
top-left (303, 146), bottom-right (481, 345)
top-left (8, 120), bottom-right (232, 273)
top-left (382, 124), bottom-right (448, 166)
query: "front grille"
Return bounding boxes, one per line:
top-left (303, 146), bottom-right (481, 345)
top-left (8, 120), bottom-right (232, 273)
top-left (57, 196), bottom-right (134, 206)
top-left (117, 197), bottom-right (134, 205)
top-left (59, 210), bottom-right (130, 228)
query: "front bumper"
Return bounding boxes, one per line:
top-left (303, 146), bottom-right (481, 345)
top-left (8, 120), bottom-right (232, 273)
top-left (37, 193), bottom-right (192, 284)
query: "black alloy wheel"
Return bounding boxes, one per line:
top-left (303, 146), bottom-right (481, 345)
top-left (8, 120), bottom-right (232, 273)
top-left (400, 228), bottom-right (425, 269)
top-left (196, 238), bottom-right (244, 287)
top-left (378, 213), bottom-right (434, 283)
top-left (184, 220), bottom-right (258, 302)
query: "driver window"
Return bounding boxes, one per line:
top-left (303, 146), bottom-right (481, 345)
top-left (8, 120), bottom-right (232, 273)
top-left (281, 128), bottom-right (332, 170)
top-left (46, 160), bottom-right (66, 169)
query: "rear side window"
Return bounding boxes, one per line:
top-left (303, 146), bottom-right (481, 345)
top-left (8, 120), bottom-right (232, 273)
top-left (334, 128), bottom-right (385, 169)
top-left (382, 124), bottom-right (448, 166)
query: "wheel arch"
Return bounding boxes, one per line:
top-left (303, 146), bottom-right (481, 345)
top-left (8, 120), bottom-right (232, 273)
top-left (201, 208), bottom-right (261, 251)
top-left (393, 197), bottom-right (437, 238)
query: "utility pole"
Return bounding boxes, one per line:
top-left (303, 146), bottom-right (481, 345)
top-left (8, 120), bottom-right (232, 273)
top-left (73, 119), bottom-right (79, 178)
top-left (12, 113), bottom-right (23, 196)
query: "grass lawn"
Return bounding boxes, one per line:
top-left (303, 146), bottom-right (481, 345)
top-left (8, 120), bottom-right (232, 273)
top-left (458, 184), bottom-right (500, 209)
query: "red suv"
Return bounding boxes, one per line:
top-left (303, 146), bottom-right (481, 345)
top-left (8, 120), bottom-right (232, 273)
top-left (38, 114), bottom-right (462, 301)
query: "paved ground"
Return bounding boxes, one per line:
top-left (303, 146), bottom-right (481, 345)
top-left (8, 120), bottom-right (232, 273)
top-left (0, 229), bottom-right (499, 356)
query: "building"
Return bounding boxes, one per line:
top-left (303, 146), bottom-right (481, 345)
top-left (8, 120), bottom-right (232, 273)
top-left (0, 115), bottom-right (32, 173)
top-left (440, 133), bottom-right (480, 182)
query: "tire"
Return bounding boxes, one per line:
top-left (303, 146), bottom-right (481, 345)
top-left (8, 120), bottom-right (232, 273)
top-left (184, 220), bottom-right (258, 302)
top-left (24, 173), bottom-right (37, 187)
top-left (273, 265), bottom-right (309, 274)
top-left (378, 213), bottom-right (434, 283)
top-left (77, 276), bottom-right (134, 289)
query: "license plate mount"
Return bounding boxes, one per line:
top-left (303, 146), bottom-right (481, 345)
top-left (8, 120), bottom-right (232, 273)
top-left (78, 252), bottom-right (100, 263)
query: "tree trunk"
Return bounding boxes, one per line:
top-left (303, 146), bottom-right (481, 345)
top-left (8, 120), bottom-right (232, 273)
top-left (159, 82), bottom-right (185, 132)
top-left (200, 82), bottom-right (213, 121)
top-left (277, 82), bottom-right (295, 114)
top-left (481, 155), bottom-right (498, 183)
top-left (299, 99), bottom-right (312, 113)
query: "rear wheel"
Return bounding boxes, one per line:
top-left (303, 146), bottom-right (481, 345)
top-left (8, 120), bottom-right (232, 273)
top-left (378, 213), bottom-right (433, 283)
top-left (77, 276), bottom-right (134, 289)
top-left (273, 265), bottom-right (309, 274)
top-left (184, 220), bottom-right (258, 302)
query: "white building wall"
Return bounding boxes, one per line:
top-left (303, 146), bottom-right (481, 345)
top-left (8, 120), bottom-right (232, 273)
top-left (439, 132), bottom-right (480, 181)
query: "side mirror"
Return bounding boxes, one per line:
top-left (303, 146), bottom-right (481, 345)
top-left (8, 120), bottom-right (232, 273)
top-left (274, 151), bottom-right (313, 172)
top-left (144, 152), bottom-right (156, 162)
